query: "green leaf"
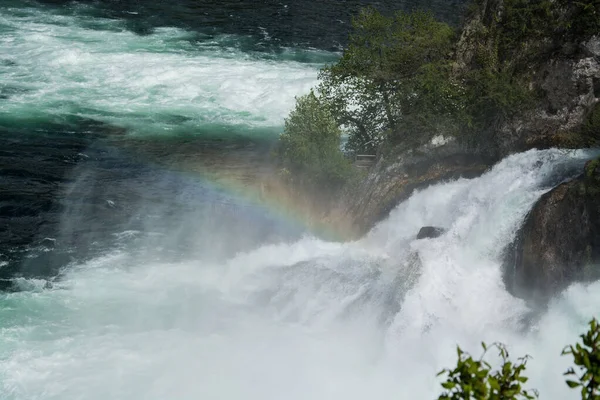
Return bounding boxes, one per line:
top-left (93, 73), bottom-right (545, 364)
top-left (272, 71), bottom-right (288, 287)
top-left (441, 382), bottom-right (456, 390)
top-left (566, 380), bottom-right (581, 388)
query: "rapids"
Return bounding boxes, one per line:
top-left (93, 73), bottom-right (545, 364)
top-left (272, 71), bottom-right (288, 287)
top-left (0, 5), bottom-right (324, 136)
top-left (0, 1), bottom-right (598, 399)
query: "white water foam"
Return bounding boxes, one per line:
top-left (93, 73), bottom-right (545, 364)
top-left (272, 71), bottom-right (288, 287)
top-left (0, 6), bottom-right (322, 135)
top-left (0, 149), bottom-right (598, 399)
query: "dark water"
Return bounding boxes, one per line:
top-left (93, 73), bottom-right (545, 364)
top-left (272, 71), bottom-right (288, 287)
top-left (0, 0), bottom-right (468, 288)
top-left (27, 0), bottom-right (467, 50)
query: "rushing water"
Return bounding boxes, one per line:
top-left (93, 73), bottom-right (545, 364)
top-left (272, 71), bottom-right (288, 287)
top-left (1, 148), bottom-right (599, 399)
top-left (1, 0), bottom-right (599, 399)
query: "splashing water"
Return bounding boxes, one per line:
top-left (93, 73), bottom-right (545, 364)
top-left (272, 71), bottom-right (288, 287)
top-left (0, 148), bottom-right (598, 399)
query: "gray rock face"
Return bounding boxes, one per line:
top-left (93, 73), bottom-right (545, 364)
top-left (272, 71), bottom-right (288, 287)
top-left (505, 159), bottom-right (600, 302)
top-left (497, 53), bottom-right (599, 155)
top-left (455, 0), bottom-right (599, 156)
top-left (583, 36), bottom-right (600, 58)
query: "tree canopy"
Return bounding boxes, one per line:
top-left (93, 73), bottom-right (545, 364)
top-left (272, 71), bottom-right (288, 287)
top-left (277, 91), bottom-right (352, 191)
top-left (318, 8), bottom-right (461, 153)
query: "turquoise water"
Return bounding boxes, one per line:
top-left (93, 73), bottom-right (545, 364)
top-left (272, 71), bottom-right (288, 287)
top-left (0, 4), bottom-right (334, 138)
top-left (1, 1), bottom-right (598, 399)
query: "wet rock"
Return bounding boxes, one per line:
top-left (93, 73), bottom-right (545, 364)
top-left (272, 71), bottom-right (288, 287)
top-left (505, 158), bottom-right (600, 302)
top-left (416, 226), bottom-right (446, 240)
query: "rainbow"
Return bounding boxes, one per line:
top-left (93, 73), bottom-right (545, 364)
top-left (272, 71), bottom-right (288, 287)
top-left (109, 138), bottom-right (348, 242)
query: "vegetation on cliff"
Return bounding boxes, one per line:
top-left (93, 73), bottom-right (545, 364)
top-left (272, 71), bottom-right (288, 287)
top-left (461, 0), bottom-right (600, 148)
top-left (582, 104), bottom-right (600, 147)
top-left (275, 0), bottom-right (599, 243)
top-left (277, 0), bottom-right (599, 190)
top-left (317, 8), bottom-right (464, 154)
top-left (277, 90), bottom-right (353, 194)
top-left (276, 7), bottom-right (466, 194)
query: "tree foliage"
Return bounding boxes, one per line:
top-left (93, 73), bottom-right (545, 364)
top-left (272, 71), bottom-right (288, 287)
top-left (438, 318), bottom-right (600, 400)
top-left (437, 343), bottom-right (537, 400)
top-left (563, 318), bottom-right (600, 399)
top-left (318, 8), bottom-right (461, 153)
top-left (277, 91), bottom-right (352, 191)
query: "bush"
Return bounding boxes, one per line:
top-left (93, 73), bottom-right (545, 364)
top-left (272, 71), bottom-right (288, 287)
top-left (437, 343), bottom-right (537, 399)
top-left (563, 318), bottom-right (600, 399)
top-left (499, 0), bottom-right (554, 56)
top-left (438, 318), bottom-right (600, 399)
top-left (582, 103), bottom-right (600, 146)
top-left (277, 91), bottom-right (353, 192)
top-left (557, 0), bottom-right (600, 39)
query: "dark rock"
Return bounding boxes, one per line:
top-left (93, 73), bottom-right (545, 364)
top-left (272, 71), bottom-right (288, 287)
top-left (416, 226), bottom-right (446, 240)
top-left (505, 158), bottom-right (600, 303)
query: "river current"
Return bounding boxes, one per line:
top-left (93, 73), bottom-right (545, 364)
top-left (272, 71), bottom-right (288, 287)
top-left (1, 1), bottom-right (598, 399)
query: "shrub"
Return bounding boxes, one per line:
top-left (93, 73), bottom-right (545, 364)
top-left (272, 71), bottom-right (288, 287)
top-left (582, 103), bottom-right (600, 146)
top-left (277, 91), bottom-right (352, 192)
top-left (438, 318), bottom-right (600, 399)
top-left (557, 0), bottom-right (600, 39)
top-left (563, 318), bottom-right (600, 399)
top-left (437, 343), bottom-right (537, 399)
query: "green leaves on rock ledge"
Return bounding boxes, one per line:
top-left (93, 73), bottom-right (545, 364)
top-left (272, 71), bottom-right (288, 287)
top-left (277, 91), bottom-right (353, 192)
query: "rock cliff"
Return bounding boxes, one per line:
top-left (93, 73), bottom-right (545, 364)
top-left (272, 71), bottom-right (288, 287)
top-left (505, 158), bottom-right (600, 302)
top-left (455, 0), bottom-right (600, 155)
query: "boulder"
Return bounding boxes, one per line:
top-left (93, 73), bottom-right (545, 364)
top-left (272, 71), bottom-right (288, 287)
top-left (416, 226), bottom-right (446, 240)
top-left (505, 158), bottom-right (600, 302)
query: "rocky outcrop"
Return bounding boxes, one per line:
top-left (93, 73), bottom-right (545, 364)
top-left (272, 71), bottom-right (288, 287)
top-left (505, 158), bottom-right (600, 302)
top-left (416, 226), bottom-right (446, 240)
top-left (456, 0), bottom-right (600, 156)
top-left (327, 138), bottom-right (492, 237)
top-left (500, 38), bottom-right (600, 154)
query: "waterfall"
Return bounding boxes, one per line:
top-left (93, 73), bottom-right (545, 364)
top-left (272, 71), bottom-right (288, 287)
top-left (0, 149), bottom-right (597, 399)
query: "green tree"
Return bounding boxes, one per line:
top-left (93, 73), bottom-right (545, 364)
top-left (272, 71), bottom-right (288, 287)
top-left (563, 318), bottom-right (600, 399)
top-left (277, 91), bottom-right (352, 192)
top-left (318, 8), bottom-right (459, 153)
top-left (437, 343), bottom-right (537, 399)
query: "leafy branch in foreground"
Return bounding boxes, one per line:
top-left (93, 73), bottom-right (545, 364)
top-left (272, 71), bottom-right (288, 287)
top-left (563, 318), bottom-right (600, 399)
top-left (437, 342), bottom-right (537, 400)
top-left (438, 318), bottom-right (600, 399)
